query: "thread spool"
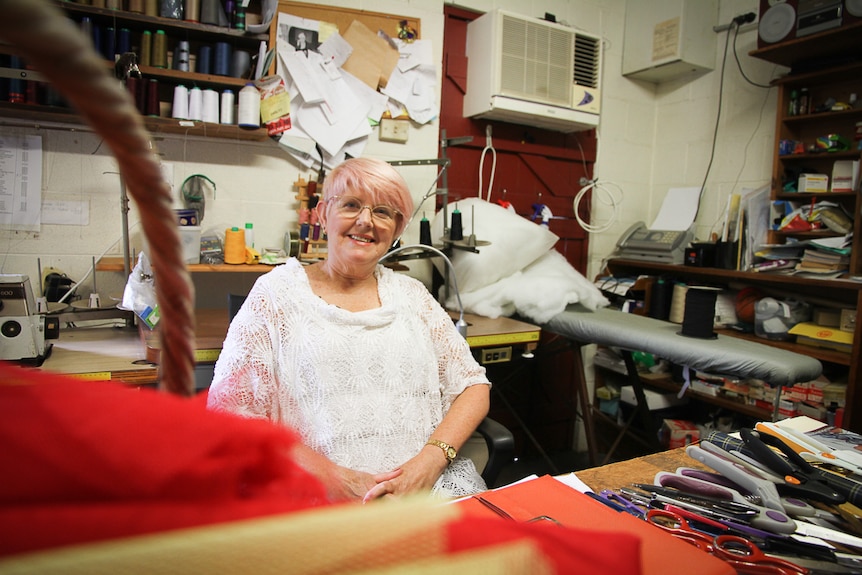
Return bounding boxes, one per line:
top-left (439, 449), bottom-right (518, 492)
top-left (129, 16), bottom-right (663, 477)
top-left (220, 89), bottom-right (235, 124)
top-left (187, 86), bottom-right (203, 121)
top-left (679, 286), bottom-right (720, 339)
top-left (223, 227), bottom-right (246, 264)
top-left (139, 30), bottom-right (152, 67)
top-left (105, 0), bottom-right (120, 9)
top-left (127, 0), bottom-right (145, 13)
top-left (184, 0), bottom-right (200, 22)
top-left (196, 44), bottom-right (211, 74)
top-left (125, 76), bottom-right (142, 113)
top-left (117, 28), bottom-right (131, 56)
top-left (91, 0), bottom-right (107, 7)
top-left (7, 55), bottom-right (23, 103)
top-left (152, 30), bottom-right (168, 68)
top-left (230, 50), bottom-right (250, 78)
top-left (104, 26), bottom-right (116, 61)
top-left (201, 89), bottom-right (219, 123)
top-left (237, 82), bottom-right (260, 129)
top-left (668, 283), bottom-right (688, 324)
top-left (214, 42), bottom-right (231, 76)
top-left (200, 0), bottom-right (221, 24)
top-left (174, 40), bottom-right (190, 71)
top-left (450, 207), bottom-right (463, 241)
top-left (648, 277), bottom-right (672, 321)
top-left (171, 84), bottom-right (189, 119)
top-left (144, 0), bottom-right (158, 16)
top-left (419, 214), bottom-right (432, 245)
top-left (146, 79), bottom-right (160, 116)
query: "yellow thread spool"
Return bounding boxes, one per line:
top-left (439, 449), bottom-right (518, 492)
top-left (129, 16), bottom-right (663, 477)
top-left (223, 227), bottom-right (246, 264)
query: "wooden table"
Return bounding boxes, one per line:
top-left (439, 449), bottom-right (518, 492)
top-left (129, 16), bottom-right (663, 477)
top-left (41, 309), bottom-right (541, 384)
top-left (576, 446), bottom-right (709, 493)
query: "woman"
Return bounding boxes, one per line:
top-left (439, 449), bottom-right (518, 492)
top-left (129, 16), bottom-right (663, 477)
top-left (208, 157), bottom-right (491, 502)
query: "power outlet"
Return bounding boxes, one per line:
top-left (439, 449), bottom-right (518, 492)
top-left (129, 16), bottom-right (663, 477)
top-left (480, 346), bottom-right (512, 365)
top-left (379, 118), bottom-right (409, 143)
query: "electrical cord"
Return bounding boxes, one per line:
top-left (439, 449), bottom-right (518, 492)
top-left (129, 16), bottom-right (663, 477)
top-left (573, 178), bottom-right (623, 233)
top-left (478, 125), bottom-right (496, 202)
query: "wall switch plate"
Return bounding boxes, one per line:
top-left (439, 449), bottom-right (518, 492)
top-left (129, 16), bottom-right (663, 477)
top-left (379, 118), bottom-right (409, 143)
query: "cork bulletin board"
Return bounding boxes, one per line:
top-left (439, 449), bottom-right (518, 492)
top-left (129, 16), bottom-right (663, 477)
top-left (270, 1), bottom-right (421, 45)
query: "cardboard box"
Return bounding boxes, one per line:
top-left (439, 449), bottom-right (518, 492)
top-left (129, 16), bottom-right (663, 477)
top-left (660, 419), bottom-right (700, 449)
top-left (840, 309), bottom-right (856, 333)
top-left (620, 386), bottom-right (687, 410)
top-left (798, 173), bottom-right (828, 193)
top-left (813, 308), bottom-right (841, 328)
top-left (788, 322), bottom-right (853, 353)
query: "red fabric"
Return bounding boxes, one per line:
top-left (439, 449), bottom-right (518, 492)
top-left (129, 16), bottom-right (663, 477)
top-left (0, 363), bottom-right (329, 556)
top-left (448, 516), bottom-right (643, 575)
top-left (0, 363), bottom-right (645, 573)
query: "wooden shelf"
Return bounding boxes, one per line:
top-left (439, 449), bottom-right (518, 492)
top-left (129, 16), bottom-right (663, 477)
top-left (638, 372), bottom-right (772, 421)
top-left (606, 258), bottom-right (861, 306)
top-left (749, 21), bottom-right (862, 69)
top-left (97, 256), bottom-right (276, 273)
top-left (0, 102), bottom-right (270, 141)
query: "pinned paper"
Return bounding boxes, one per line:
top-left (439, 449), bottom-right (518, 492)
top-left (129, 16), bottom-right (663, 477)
top-left (341, 20), bottom-right (399, 90)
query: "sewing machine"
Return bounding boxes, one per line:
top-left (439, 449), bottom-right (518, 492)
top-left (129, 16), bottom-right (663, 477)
top-left (0, 274), bottom-right (58, 365)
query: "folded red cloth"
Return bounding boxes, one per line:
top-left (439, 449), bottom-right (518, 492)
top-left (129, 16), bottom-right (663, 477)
top-left (0, 363), bottom-right (328, 555)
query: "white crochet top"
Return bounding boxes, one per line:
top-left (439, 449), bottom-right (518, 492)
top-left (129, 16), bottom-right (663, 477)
top-left (208, 259), bottom-right (490, 497)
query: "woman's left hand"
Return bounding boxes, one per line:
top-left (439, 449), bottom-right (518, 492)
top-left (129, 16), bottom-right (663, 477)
top-left (362, 449), bottom-right (446, 502)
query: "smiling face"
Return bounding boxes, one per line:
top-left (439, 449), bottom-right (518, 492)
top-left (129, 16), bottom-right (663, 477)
top-left (317, 158), bottom-right (413, 280)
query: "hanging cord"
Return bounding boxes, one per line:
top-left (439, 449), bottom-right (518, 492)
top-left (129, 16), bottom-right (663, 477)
top-left (478, 125), bottom-right (497, 202)
top-left (573, 178), bottom-right (624, 233)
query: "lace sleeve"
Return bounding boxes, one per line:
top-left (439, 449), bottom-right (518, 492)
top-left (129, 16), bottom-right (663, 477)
top-left (207, 285), bottom-right (281, 421)
top-left (408, 278), bottom-right (491, 410)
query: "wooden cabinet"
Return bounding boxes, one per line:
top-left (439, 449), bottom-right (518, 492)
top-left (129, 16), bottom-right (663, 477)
top-left (0, 1), bottom-right (269, 141)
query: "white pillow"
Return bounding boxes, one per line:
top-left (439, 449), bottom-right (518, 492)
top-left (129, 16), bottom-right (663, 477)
top-left (431, 198), bottom-right (559, 293)
top-left (448, 249), bottom-right (610, 324)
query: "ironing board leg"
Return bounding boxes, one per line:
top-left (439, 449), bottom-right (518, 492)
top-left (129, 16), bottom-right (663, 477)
top-left (572, 341), bottom-right (599, 467)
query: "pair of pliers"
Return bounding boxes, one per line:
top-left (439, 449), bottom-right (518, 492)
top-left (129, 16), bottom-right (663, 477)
top-left (740, 428), bottom-right (846, 506)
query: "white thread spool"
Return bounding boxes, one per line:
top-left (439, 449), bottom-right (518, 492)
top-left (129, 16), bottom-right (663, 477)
top-left (171, 84), bottom-right (188, 119)
top-left (174, 40), bottom-right (190, 72)
top-left (201, 88), bottom-right (219, 123)
top-left (88, 293), bottom-right (101, 309)
top-left (220, 89), bottom-right (235, 124)
top-left (188, 86), bottom-right (203, 121)
top-left (668, 283), bottom-right (689, 324)
top-left (237, 82), bottom-right (260, 129)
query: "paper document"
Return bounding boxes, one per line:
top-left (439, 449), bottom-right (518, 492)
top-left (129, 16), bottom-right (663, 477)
top-left (650, 187), bottom-right (700, 231)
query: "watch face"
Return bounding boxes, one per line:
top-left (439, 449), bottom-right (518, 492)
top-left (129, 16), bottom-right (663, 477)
top-left (446, 447), bottom-right (457, 459)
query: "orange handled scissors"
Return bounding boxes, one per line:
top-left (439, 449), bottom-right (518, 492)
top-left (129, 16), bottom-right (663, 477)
top-left (647, 509), bottom-right (809, 574)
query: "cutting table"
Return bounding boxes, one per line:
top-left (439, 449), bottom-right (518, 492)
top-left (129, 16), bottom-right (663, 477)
top-left (542, 304), bottom-right (823, 466)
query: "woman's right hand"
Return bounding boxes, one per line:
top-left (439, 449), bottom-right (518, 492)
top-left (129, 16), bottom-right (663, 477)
top-left (335, 467), bottom-right (403, 501)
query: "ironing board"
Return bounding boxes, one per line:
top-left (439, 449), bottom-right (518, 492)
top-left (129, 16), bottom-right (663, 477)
top-left (542, 304), bottom-right (823, 466)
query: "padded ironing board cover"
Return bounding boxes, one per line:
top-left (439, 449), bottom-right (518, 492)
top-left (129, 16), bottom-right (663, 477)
top-left (544, 304), bottom-right (822, 386)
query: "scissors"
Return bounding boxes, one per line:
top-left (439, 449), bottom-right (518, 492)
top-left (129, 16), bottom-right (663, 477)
top-left (647, 508), bottom-right (859, 574)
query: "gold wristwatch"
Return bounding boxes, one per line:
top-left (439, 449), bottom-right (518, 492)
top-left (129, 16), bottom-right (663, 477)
top-left (426, 439), bottom-right (457, 464)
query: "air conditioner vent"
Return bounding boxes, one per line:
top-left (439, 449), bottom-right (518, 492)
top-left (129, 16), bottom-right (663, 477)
top-left (463, 9), bottom-right (602, 133)
top-left (574, 34), bottom-right (601, 89)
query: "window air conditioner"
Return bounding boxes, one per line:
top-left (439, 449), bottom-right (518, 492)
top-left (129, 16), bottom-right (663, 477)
top-left (463, 9), bottom-right (602, 133)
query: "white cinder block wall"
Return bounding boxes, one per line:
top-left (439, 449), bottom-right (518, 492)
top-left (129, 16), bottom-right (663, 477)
top-left (0, 0), bottom-right (783, 452)
top-left (0, 0), bottom-right (779, 306)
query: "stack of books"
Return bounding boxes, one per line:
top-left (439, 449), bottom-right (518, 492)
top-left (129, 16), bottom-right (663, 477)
top-left (793, 234), bottom-right (852, 276)
top-left (795, 247), bottom-right (850, 274)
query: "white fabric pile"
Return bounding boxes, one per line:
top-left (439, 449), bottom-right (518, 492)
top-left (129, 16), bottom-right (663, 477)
top-left (432, 198), bottom-right (608, 325)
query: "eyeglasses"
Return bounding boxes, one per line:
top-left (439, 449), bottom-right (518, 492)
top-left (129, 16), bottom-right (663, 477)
top-left (329, 195), bottom-right (402, 223)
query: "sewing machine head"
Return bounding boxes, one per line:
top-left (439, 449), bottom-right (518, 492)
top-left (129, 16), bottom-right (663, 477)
top-left (0, 274), bottom-right (54, 365)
